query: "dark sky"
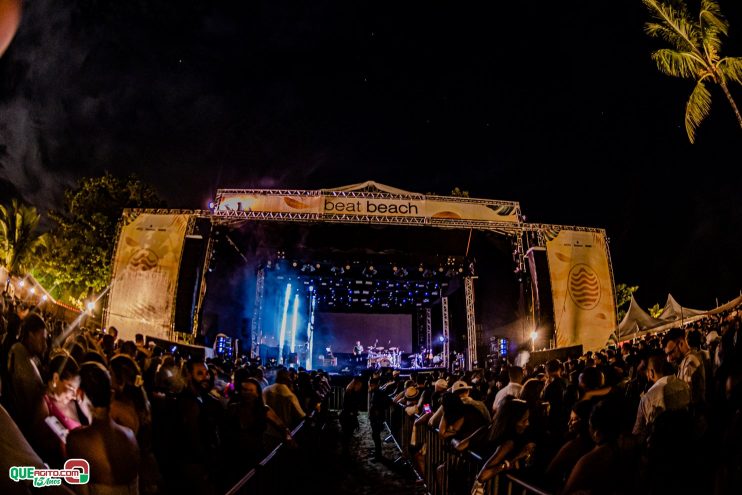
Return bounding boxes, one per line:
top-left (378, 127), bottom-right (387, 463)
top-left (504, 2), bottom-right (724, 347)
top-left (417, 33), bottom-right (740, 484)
top-left (0, 0), bottom-right (740, 309)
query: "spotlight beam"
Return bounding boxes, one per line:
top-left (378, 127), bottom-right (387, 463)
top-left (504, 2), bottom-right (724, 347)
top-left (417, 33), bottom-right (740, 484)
top-left (278, 283), bottom-right (292, 363)
top-left (290, 294), bottom-right (299, 354)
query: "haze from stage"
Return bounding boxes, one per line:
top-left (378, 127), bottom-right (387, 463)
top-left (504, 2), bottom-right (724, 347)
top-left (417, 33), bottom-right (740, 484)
top-left (313, 312), bottom-right (412, 355)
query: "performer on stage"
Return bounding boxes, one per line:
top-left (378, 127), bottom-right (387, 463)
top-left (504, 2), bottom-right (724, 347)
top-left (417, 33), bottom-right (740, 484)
top-left (353, 340), bottom-right (364, 364)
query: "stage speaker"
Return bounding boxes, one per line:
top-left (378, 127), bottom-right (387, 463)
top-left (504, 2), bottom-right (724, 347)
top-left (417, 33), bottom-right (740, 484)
top-left (526, 247), bottom-right (555, 344)
top-left (174, 218), bottom-right (211, 334)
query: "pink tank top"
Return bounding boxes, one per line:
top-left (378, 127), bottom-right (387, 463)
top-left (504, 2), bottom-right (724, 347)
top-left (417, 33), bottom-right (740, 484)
top-left (44, 395), bottom-right (82, 431)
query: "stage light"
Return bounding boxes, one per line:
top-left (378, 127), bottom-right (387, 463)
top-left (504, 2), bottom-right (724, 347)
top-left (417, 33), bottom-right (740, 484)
top-left (18, 280), bottom-right (24, 287)
top-left (87, 302), bottom-right (95, 311)
top-left (530, 330), bottom-right (538, 341)
top-left (439, 335), bottom-right (445, 342)
top-left (208, 201), bottom-right (215, 209)
top-left (292, 261), bottom-right (299, 268)
top-left (29, 287), bottom-right (35, 294)
top-left (278, 284), bottom-right (292, 363)
top-left (308, 286), bottom-right (314, 292)
top-left (290, 294), bottom-right (299, 353)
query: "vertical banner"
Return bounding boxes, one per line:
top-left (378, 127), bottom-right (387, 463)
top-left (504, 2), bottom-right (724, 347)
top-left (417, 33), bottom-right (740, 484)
top-left (106, 213), bottom-right (190, 342)
top-left (546, 230), bottom-right (616, 352)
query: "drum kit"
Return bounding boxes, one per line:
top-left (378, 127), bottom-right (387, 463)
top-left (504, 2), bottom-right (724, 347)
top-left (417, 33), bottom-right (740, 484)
top-left (366, 345), bottom-right (401, 368)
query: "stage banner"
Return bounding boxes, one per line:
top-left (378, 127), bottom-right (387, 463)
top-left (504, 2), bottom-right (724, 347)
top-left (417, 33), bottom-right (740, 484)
top-left (216, 190), bottom-right (519, 223)
top-left (106, 213), bottom-right (190, 342)
top-left (546, 230), bottom-right (616, 352)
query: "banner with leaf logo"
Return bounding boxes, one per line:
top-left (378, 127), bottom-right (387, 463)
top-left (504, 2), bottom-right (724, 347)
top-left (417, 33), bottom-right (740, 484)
top-left (105, 213), bottom-right (190, 341)
top-left (546, 230), bottom-right (616, 352)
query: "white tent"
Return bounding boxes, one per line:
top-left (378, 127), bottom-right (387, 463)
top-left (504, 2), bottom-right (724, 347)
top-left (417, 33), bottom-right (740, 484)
top-left (658, 294), bottom-right (707, 320)
top-left (709, 293), bottom-right (742, 314)
top-left (617, 295), bottom-right (665, 339)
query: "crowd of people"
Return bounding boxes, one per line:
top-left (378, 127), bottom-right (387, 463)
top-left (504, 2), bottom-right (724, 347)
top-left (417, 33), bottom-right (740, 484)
top-left (0, 294), bottom-right (333, 495)
top-left (2, 286), bottom-right (741, 495)
top-left (343, 307), bottom-right (742, 495)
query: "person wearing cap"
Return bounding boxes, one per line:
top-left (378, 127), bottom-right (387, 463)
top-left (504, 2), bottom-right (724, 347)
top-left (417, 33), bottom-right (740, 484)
top-left (439, 383), bottom-right (490, 441)
top-left (451, 380), bottom-right (491, 423)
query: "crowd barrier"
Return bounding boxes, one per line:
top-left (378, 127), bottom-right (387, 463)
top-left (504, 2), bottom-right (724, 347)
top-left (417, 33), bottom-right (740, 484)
top-left (328, 385), bottom-right (345, 411)
top-left (386, 404), bottom-right (551, 495)
top-left (225, 411), bottom-right (318, 495)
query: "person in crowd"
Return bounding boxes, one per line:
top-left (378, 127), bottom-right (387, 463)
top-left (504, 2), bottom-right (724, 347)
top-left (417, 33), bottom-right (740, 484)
top-left (493, 366), bottom-right (524, 414)
top-left (562, 398), bottom-right (638, 494)
top-left (109, 354), bottom-right (160, 495)
top-left (632, 353), bottom-right (690, 440)
top-left (67, 362), bottom-right (140, 495)
top-left (339, 376), bottom-right (364, 455)
top-left (543, 359), bottom-right (569, 437)
top-left (664, 327), bottom-right (706, 407)
top-left (368, 377), bottom-right (392, 460)
top-left (225, 371), bottom-right (293, 474)
top-left (1, 404), bottom-right (74, 495)
top-left (263, 368), bottom-right (306, 428)
top-left (171, 358), bottom-right (223, 495)
top-left (439, 387), bottom-right (490, 442)
top-left (545, 399), bottom-right (595, 488)
top-left (519, 378), bottom-right (549, 444)
top-left (34, 353), bottom-right (84, 466)
top-left (6, 314), bottom-right (47, 433)
top-left (472, 397), bottom-right (535, 483)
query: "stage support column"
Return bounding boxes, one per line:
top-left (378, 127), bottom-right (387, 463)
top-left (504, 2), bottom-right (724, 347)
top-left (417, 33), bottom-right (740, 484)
top-left (251, 268), bottom-right (265, 359)
top-left (192, 220), bottom-right (215, 341)
top-left (442, 297), bottom-right (450, 369)
top-left (464, 276), bottom-right (477, 370)
top-left (425, 307), bottom-right (432, 356)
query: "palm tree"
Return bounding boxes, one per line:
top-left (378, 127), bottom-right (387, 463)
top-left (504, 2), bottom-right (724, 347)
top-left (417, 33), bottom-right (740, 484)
top-left (0, 199), bottom-right (47, 277)
top-left (643, 0), bottom-right (742, 142)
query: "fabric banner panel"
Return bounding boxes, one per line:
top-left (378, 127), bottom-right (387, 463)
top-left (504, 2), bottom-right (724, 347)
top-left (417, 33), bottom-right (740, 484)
top-left (106, 213), bottom-right (190, 342)
top-left (216, 191), bottom-right (518, 223)
top-left (218, 193), bottom-right (324, 215)
top-left (546, 230), bottom-right (616, 352)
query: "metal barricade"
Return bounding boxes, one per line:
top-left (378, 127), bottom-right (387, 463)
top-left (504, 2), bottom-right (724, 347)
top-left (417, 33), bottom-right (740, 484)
top-left (225, 411), bottom-right (319, 495)
top-left (328, 385), bottom-right (345, 411)
top-left (390, 403), bottom-right (551, 495)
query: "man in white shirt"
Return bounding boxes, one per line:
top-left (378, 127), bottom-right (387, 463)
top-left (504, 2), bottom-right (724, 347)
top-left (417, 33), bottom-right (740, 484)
top-left (633, 354), bottom-right (690, 440)
top-left (492, 366), bottom-right (524, 414)
top-left (263, 368), bottom-right (306, 428)
top-left (664, 328), bottom-right (705, 406)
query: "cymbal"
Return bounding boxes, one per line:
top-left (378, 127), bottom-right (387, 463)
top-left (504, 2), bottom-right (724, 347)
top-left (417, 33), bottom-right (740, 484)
top-left (375, 347), bottom-right (385, 351)
top-left (388, 347), bottom-right (398, 351)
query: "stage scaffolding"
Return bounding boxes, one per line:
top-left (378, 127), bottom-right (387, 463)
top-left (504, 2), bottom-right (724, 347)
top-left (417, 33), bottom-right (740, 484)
top-left (115, 183), bottom-right (614, 359)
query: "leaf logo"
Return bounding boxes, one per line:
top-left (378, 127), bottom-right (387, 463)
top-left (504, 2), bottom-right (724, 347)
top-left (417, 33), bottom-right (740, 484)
top-left (568, 263), bottom-right (601, 310)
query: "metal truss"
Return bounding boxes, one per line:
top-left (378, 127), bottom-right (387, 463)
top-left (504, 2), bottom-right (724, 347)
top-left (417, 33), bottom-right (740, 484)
top-left (442, 297), bottom-right (450, 369)
top-left (464, 277), bottom-right (477, 370)
top-left (251, 268), bottom-right (265, 358)
top-left (425, 307), bottom-right (432, 355)
top-left (213, 208), bottom-right (522, 233)
top-left (192, 221), bottom-right (215, 338)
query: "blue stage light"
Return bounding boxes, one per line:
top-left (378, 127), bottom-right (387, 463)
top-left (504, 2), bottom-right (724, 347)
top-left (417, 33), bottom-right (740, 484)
top-left (278, 283), bottom-right (292, 363)
top-left (290, 294), bottom-right (300, 353)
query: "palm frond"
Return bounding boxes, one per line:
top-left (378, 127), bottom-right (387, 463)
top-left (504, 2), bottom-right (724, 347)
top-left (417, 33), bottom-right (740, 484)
top-left (643, 0), bottom-right (702, 53)
top-left (685, 80), bottom-right (712, 143)
top-left (651, 49), bottom-right (704, 78)
top-left (645, 22), bottom-right (693, 51)
top-left (699, 0), bottom-right (728, 36)
top-left (719, 57), bottom-right (742, 85)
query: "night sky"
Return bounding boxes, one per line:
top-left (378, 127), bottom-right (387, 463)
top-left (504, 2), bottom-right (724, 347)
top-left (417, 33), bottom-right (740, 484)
top-left (0, 1), bottom-right (740, 310)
